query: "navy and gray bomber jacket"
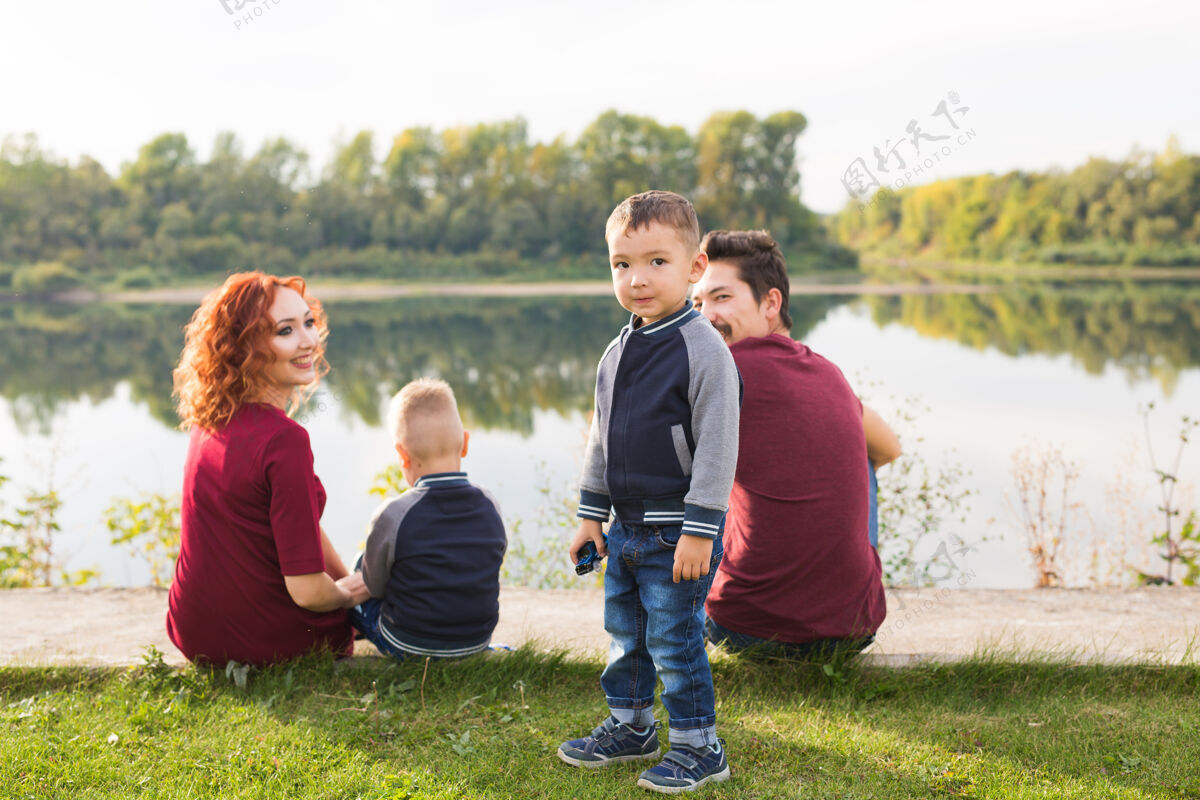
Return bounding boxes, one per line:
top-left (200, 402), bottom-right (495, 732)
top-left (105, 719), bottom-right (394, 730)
top-left (576, 303), bottom-right (741, 539)
top-left (360, 472), bottom-right (506, 656)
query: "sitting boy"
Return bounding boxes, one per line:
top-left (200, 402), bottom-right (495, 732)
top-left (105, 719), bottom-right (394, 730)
top-left (351, 377), bottom-right (507, 659)
top-left (558, 191), bottom-right (741, 793)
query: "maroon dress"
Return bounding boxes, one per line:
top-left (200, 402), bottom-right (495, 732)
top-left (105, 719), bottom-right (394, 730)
top-left (167, 403), bottom-right (352, 665)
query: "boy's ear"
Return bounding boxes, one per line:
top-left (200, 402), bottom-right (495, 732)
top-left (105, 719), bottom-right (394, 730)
top-left (395, 442), bottom-right (413, 469)
top-left (461, 430), bottom-right (470, 458)
top-left (688, 250), bottom-right (709, 284)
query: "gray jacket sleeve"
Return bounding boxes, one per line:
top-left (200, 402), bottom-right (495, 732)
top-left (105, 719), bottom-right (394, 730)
top-left (680, 321), bottom-right (741, 538)
top-left (577, 337), bottom-right (620, 522)
top-left (479, 486), bottom-right (509, 556)
top-left (359, 491), bottom-right (423, 598)
top-left (578, 407), bottom-right (608, 497)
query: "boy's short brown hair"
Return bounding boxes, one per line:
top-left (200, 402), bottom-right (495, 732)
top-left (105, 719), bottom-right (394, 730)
top-left (700, 229), bottom-right (794, 330)
top-left (386, 377), bottom-right (464, 460)
top-left (605, 190), bottom-right (701, 252)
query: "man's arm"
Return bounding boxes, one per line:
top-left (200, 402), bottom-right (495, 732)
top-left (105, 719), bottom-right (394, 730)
top-left (863, 404), bottom-right (901, 468)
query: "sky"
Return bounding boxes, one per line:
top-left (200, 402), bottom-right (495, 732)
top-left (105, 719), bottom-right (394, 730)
top-left (2, 0), bottom-right (1198, 213)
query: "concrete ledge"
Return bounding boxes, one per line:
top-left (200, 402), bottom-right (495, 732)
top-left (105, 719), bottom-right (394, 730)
top-left (2, 586), bottom-right (1197, 667)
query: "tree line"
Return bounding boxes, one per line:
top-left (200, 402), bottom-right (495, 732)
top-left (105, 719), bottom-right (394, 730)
top-left (0, 110), bottom-right (855, 293)
top-left (831, 138), bottom-right (1200, 266)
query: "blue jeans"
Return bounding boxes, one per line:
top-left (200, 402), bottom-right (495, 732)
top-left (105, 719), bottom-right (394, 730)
top-left (705, 617), bottom-right (875, 660)
top-left (348, 597), bottom-right (492, 661)
top-left (601, 519), bottom-right (724, 748)
top-left (349, 597), bottom-right (412, 661)
top-left (868, 465), bottom-right (880, 549)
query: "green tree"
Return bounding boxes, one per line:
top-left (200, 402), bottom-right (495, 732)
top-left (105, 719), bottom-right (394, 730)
top-left (695, 110), bottom-right (813, 243)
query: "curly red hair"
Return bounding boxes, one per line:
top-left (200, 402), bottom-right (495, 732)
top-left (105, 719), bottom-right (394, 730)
top-left (173, 272), bottom-right (329, 431)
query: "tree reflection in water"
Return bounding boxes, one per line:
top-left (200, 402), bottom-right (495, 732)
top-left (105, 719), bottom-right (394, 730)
top-left (2, 282), bottom-right (1197, 435)
top-left (862, 282), bottom-right (1200, 395)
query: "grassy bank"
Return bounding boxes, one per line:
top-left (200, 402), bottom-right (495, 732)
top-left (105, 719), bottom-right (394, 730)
top-left (0, 243), bottom-right (855, 301)
top-left (3, 648), bottom-right (1198, 799)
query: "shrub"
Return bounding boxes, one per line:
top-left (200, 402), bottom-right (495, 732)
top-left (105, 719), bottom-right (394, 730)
top-left (113, 265), bottom-right (159, 289)
top-left (11, 261), bottom-right (86, 294)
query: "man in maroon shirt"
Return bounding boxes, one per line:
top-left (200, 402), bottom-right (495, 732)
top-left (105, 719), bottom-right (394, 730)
top-left (691, 230), bottom-right (899, 658)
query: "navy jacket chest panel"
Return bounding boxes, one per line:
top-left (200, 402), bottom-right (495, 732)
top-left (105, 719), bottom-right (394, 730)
top-left (605, 332), bottom-right (693, 500)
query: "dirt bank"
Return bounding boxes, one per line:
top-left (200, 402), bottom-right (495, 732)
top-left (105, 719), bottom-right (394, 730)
top-left (24, 279), bottom-right (1000, 306)
top-left (3, 586), bottom-right (1197, 668)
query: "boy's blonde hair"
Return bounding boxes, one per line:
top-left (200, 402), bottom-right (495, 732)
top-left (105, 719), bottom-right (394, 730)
top-left (605, 190), bottom-right (701, 252)
top-left (386, 377), bottom-right (464, 460)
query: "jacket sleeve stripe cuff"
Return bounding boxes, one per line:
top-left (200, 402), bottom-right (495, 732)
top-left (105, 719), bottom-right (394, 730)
top-left (682, 504), bottom-right (725, 538)
top-left (578, 491), bottom-right (611, 522)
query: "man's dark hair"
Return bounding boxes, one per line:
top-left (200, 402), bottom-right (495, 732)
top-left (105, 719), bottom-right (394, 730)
top-left (700, 229), bottom-right (793, 330)
top-left (606, 190), bottom-right (701, 252)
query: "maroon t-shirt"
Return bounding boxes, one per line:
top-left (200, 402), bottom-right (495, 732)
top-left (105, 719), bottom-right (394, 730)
top-left (167, 403), bottom-right (351, 666)
top-left (706, 334), bottom-right (886, 643)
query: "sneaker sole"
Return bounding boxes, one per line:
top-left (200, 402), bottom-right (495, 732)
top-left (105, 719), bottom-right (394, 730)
top-left (557, 747), bottom-right (661, 768)
top-left (636, 764), bottom-right (731, 794)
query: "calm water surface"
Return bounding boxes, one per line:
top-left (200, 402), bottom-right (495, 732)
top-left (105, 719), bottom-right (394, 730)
top-left (2, 280), bottom-right (1198, 588)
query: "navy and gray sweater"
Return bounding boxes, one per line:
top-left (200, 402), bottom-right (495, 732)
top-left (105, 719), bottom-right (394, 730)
top-left (577, 303), bottom-right (741, 539)
top-left (360, 472), bottom-right (506, 656)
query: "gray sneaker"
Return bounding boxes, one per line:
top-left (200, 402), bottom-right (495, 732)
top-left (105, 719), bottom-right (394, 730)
top-left (557, 716), bottom-right (661, 768)
top-left (636, 739), bottom-right (731, 794)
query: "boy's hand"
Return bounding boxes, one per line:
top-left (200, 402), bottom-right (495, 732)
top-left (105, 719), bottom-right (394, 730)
top-left (569, 519), bottom-right (607, 564)
top-left (336, 572), bottom-right (371, 607)
top-left (673, 534), bottom-right (714, 583)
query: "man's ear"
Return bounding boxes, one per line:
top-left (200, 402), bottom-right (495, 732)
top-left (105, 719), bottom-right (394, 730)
top-left (461, 430), bottom-right (470, 458)
top-left (395, 442), bottom-right (413, 469)
top-left (688, 250), bottom-right (709, 284)
top-left (763, 287), bottom-right (784, 320)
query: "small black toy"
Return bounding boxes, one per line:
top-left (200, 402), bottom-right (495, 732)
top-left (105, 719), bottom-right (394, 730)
top-left (574, 534), bottom-right (608, 575)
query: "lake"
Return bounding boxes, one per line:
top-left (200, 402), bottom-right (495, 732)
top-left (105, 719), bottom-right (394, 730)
top-left (2, 277), bottom-right (1198, 589)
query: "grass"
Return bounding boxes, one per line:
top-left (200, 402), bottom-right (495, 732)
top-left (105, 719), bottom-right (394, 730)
top-left (2, 647), bottom-right (1198, 799)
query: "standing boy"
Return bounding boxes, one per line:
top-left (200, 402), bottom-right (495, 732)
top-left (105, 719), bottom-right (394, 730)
top-left (352, 377), bottom-right (507, 660)
top-left (558, 191), bottom-right (740, 793)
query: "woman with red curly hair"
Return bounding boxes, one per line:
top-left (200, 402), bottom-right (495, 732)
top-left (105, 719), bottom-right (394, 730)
top-left (166, 272), bottom-right (369, 666)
